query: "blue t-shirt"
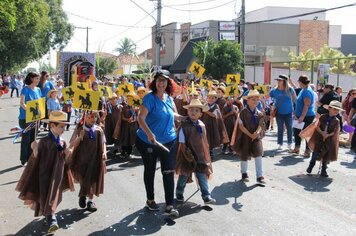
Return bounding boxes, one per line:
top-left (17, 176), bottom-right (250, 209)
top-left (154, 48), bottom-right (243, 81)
top-left (269, 88), bottom-right (295, 115)
top-left (40, 81), bottom-right (54, 99)
top-left (137, 93), bottom-right (177, 144)
top-left (243, 89), bottom-right (263, 111)
top-left (295, 87), bottom-right (315, 117)
top-left (47, 98), bottom-right (61, 111)
top-left (19, 86), bottom-right (42, 120)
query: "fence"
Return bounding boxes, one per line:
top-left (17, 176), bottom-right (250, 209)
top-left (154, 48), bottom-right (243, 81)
top-left (245, 57), bottom-right (356, 92)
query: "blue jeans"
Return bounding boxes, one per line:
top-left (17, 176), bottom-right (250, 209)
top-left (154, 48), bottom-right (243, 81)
top-left (176, 172), bottom-right (210, 199)
top-left (19, 119), bottom-right (36, 164)
top-left (135, 136), bottom-right (177, 206)
top-left (276, 113), bottom-right (293, 145)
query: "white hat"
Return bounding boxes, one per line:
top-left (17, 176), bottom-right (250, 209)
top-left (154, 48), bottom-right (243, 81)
top-left (183, 99), bottom-right (208, 112)
top-left (323, 100), bottom-right (345, 111)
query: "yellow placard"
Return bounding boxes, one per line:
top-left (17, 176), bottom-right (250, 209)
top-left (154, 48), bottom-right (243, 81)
top-left (71, 66), bottom-right (78, 86)
top-left (189, 61), bottom-right (205, 78)
top-left (117, 83), bottom-right (134, 96)
top-left (73, 90), bottom-right (100, 111)
top-left (127, 96), bottom-right (142, 107)
top-left (99, 85), bottom-right (113, 98)
top-left (62, 86), bottom-right (76, 101)
top-left (225, 85), bottom-right (240, 97)
top-left (26, 97), bottom-right (46, 123)
top-left (199, 79), bottom-right (213, 89)
top-left (88, 75), bottom-right (96, 83)
top-left (226, 74), bottom-right (241, 85)
top-left (75, 82), bottom-right (90, 91)
top-left (254, 85), bottom-right (268, 95)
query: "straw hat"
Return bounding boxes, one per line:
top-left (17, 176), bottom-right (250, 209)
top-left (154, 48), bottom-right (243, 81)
top-left (47, 89), bottom-right (58, 98)
top-left (108, 93), bottom-right (118, 100)
top-left (323, 100), bottom-right (345, 111)
top-left (207, 90), bottom-right (219, 97)
top-left (242, 90), bottom-right (263, 99)
top-left (217, 85), bottom-right (226, 93)
top-left (42, 111), bottom-right (69, 124)
top-left (183, 99), bottom-right (208, 112)
top-left (126, 91), bottom-right (137, 97)
top-left (136, 86), bottom-right (147, 93)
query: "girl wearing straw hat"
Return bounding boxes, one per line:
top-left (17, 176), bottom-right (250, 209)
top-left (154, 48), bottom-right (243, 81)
top-left (304, 100), bottom-right (343, 177)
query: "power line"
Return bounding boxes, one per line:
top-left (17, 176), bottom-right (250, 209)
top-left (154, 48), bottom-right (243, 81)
top-left (163, 0), bottom-right (235, 12)
top-left (65, 11), bottom-right (152, 28)
top-left (134, 33), bottom-right (152, 44)
top-left (165, 0), bottom-right (220, 7)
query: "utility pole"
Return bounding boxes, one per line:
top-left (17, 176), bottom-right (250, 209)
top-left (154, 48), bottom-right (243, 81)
top-left (155, 0), bottom-right (162, 67)
top-left (75, 26), bottom-right (92, 52)
top-left (241, 0), bottom-right (245, 77)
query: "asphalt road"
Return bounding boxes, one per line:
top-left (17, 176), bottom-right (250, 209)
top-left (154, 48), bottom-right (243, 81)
top-left (1, 94), bottom-right (356, 236)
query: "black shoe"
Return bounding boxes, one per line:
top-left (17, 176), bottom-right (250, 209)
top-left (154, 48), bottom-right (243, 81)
top-left (306, 164), bottom-right (314, 174)
top-left (79, 196), bottom-right (86, 208)
top-left (145, 200), bottom-right (160, 211)
top-left (320, 170), bottom-right (329, 177)
top-left (87, 201), bottom-right (97, 212)
top-left (242, 173), bottom-right (249, 182)
top-left (164, 206), bottom-right (179, 217)
top-left (203, 196), bottom-right (216, 205)
top-left (257, 176), bottom-right (266, 184)
top-left (176, 194), bottom-right (184, 203)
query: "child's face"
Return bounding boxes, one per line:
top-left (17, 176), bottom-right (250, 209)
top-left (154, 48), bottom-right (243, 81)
top-left (50, 123), bottom-right (66, 136)
top-left (50, 92), bottom-right (57, 98)
top-left (137, 90), bottom-right (145, 99)
top-left (207, 95), bottom-right (217, 104)
top-left (85, 114), bottom-right (97, 127)
top-left (187, 107), bottom-right (203, 121)
top-left (328, 107), bottom-right (339, 116)
top-left (247, 96), bottom-right (259, 109)
top-left (109, 97), bottom-right (118, 106)
top-left (217, 89), bottom-right (224, 97)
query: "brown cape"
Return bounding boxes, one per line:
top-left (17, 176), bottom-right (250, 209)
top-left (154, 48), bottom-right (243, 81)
top-left (71, 125), bottom-right (106, 197)
top-left (105, 103), bottom-right (122, 145)
top-left (175, 119), bottom-right (212, 178)
top-left (119, 104), bottom-right (138, 146)
top-left (222, 104), bottom-right (237, 139)
top-left (231, 108), bottom-right (265, 161)
top-left (16, 137), bottom-right (74, 216)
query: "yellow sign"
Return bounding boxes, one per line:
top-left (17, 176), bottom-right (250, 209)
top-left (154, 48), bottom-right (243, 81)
top-left (117, 68), bottom-right (124, 75)
top-left (26, 97), bottom-right (46, 123)
top-left (117, 83), bottom-right (134, 96)
top-left (127, 96), bottom-right (142, 107)
top-left (226, 74), bottom-right (241, 85)
top-left (254, 85), bottom-right (268, 95)
top-left (225, 85), bottom-right (240, 97)
top-left (99, 85), bottom-right (113, 98)
top-left (62, 86), bottom-right (76, 101)
top-left (189, 61), bottom-right (205, 78)
top-left (88, 75), bottom-right (96, 83)
top-left (71, 66), bottom-right (78, 86)
top-left (73, 90), bottom-right (100, 111)
top-left (75, 82), bottom-right (90, 91)
top-left (199, 79), bottom-right (213, 89)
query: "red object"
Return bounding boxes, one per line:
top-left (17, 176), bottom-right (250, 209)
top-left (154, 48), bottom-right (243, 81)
top-left (264, 61), bottom-right (271, 84)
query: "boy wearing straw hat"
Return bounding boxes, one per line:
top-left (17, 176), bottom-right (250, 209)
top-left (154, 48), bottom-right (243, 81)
top-left (231, 90), bottom-right (266, 184)
top-left (16, 111), bottom-right (74, 234)
top-left (175, 99), bottom-right (216, 204)
top-left (305, 100), bottom-right (343, 177)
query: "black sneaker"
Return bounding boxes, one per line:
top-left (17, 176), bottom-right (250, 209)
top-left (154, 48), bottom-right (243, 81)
top-left (176, 194), bottom-right (184, 203)
top-left (145, 200), bottom-right (160, 211)
top-left (46, 215), bottom-right (59, 233)
top-left (79, 196), bottom-right (86, 208)
top-left (87, 201), bottom-right (97, 212)
top-left (242, 173), bottom-right (249, 182)
top-left (164, 206), bottom-right (179, 217)
top-left (257, 176), bottom-right (266, 184)
top-left (203, 196), bottom-right (216, 205)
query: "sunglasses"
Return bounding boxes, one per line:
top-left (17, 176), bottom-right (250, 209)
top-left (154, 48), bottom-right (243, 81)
top-left (352, 92), bottom-right (356, 95)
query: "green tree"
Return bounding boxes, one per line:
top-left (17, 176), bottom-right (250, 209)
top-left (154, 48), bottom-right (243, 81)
top-left (39, 62), bottom-right (55, 74)
top-left (114, 37), bottom-right (136, 55)
top-left (288, 45), bottom-right (355, 74)
top-left (96, 57), bottom-right (118, 77)
top-left (0, 0), bottom-right (73, 73)
top-left (193, 39), bottom-right (243, 79)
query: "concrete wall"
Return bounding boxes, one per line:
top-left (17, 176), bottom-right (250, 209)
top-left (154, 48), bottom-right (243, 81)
top-left (329, 25), bottom-right (342, 48)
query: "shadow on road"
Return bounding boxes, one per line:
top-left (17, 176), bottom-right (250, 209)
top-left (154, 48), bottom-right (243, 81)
top-left (211, 180), bottom-right (258, 212)
top-left (340, 159), bottom-right (356, 169)
top-left (14, 208), bottom-right (90, 236)
top-left (289, 174), bottom-right (332, 192)
top-left (0, 165), bottom-right (22, 175)
top-left (275, 155), bottom-right (305, 167)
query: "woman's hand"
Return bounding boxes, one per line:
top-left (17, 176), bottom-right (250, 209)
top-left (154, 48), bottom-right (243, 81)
top-left (298, 116), bottom-right (304, 123)
top-left (102, 152), bottom-right (107, 160)
top-left (147, 132), bottom-right (157, 144)
top-left (31, 140), bottom-right (38, 157)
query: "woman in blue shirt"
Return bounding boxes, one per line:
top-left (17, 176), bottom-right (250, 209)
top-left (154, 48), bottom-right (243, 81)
top-left (136, 70), bottom-right (185, 217)
top-left (19, 72), bottom-right (42, 165)
top-left (290, 75), bottom-right (316, 157)
top-left (39, 71), bottom-right (54, 131)
top-left (270, 74), bottom-right (296, 150)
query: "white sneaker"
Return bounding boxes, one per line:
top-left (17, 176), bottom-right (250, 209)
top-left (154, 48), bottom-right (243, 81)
top-left (287, 144), bottom-right (292, 150)
top-left (277, 144), bottom-right (283, 150)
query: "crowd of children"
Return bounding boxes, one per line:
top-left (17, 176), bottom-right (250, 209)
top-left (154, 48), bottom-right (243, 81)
top-left (14, 71), bottom-right (354, 233)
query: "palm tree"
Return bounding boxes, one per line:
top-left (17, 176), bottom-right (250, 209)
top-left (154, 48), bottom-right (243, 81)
top-left (114, 37), bottom-right (136, 55)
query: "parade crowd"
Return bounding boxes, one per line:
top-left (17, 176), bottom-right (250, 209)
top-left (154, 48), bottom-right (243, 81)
top-left (6, 70), bottom-right (356, 233)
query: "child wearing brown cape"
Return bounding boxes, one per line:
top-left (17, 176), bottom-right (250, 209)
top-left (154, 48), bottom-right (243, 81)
top-left (231, 90), bottom-right (266, 184)
top-left (16, 111), bottom-right (74, 234)
top-left (71, 111), bottom-right (107, 212)
top-left (222, 96), bottom-right (239, 154)
top-left (305, 100), bottom-right (343, 177)
top-left (175, 99), bottom-right (216, 204)
top-left (104, 93), bottom-right (122, 155)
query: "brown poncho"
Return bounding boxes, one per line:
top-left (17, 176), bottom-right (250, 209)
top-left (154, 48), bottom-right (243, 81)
top-left (231, 107), bottom-right (265, 161)
top-left (16, 137), bottom-right (74, 216)
top-left (175, 119), bottom-right (212, 178)
top-left (71, 125), bottom-right (106, 197)
top-left (104, 103), bottom-right (122, 145)
top-left (119, 104), bottom-right (138, 146)
top-left (222, 104), bottom-right (238, 140)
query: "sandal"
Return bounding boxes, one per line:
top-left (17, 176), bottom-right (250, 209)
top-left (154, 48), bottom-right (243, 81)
top-left (288, 149), bottom-right (300, 155)
top-left (303, 150), bottom-right (311, 158)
